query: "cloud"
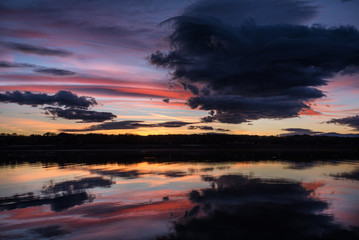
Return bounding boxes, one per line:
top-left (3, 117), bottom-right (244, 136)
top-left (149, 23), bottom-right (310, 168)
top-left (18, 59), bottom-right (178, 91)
top-left (280, 128), bottom-right (323, 136)
top-left (0, 60), bottom-right (76, 76)
top-left (0, 90), bottom-right (97, 109)
top-left (0, 0), bottom-right (191, 53)
top-left (59, 121), bottom-right (133, 132)
top-left (34, 68), bottom-right (76, 76)
top-left (0, 90), bottom-right (117, 123)
top-left (187, 95), bottom-right (313, 123)
top-left (215, 128), bottom-right (230, 132)
top-left (184, 0), bottom-right (318, 25)
top-left (156, 121), bottom-right (192, 128)
top-left (1, 42), bottom-right (72, 56)
top-left (0, 60), bottom-right (34, 68)
top-left (61, 120), bottom-right (193, 132)
top-left (44, 107), bottom-right (116, 123)
top-left (149, 3), bottom-right (359, 124)
top-left (188, 125), bottom-right (214, 131)
top-left (188, 125), bottom-right (230, 132)
top-left (181, 83), bottom-right (199, 95)
top-left (326, 115), bottom-right (359, 131)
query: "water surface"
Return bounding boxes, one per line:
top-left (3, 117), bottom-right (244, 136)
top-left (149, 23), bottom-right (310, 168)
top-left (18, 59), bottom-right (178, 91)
top-left (1, 159), bottom-right (358, 239)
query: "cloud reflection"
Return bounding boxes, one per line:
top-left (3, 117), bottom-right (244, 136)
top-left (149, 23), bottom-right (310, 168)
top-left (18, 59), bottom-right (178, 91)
top-left (88, 168), bottom-right (190, 179)
top-left (157, 174), bottom-right (359, 240)
top-left (0, 177), bottom-right (113, 212)
top-left (30, 225), bottom-right (70, 238)
top-left (331, 168), bottom-right (359, 181)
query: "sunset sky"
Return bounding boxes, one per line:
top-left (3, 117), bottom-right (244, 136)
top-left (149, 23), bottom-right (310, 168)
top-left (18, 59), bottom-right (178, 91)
top-left (1, 0), bottom-right (359, 136)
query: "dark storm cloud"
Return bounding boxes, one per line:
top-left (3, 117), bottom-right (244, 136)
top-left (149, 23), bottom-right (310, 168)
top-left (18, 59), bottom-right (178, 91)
top-left (34, 68), bottom-right (76, 76)
top-left (187, 95), bottom-right (312, 123)
top-left (280, 128), bottom-right (323, 136)
top-left (0, 90), bottom-right (97, 109)
top-left (61, 120), bottom-right (193, 132)
top-left (184, 0), bottom-right (318, 25)
top-left (0, 90), bottom-right (117, 123)
top-left (149, 10), bottom-right (359, 123)
top-left (326, 115), bottom-right (359, 131)
top-left (0, 42), bottom-right (72, 57)
top-left (181, 83), bottom-right (199, 95)
top-left (44, 107), bottom-right (116, 123)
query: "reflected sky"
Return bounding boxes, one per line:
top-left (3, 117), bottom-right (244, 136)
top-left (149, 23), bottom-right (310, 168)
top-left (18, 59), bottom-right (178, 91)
top-left (0, 160), bottom-right (359, 239)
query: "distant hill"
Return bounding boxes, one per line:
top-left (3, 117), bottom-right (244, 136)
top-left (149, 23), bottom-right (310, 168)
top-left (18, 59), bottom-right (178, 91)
top-left (317, 132), bottom-right (359, 138)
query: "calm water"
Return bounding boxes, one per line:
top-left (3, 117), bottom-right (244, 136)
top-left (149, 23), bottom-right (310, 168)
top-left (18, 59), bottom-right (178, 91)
top-left (0, 159), bottom-right (358, 239)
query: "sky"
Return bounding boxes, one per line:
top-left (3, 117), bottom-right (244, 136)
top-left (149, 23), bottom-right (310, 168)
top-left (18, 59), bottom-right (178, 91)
top-left (0, 0), bottom-right (359, 136)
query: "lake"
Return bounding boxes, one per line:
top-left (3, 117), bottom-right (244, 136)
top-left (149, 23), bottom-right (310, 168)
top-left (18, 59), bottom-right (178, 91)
top-left (1, 158), bottom-right (358, 239)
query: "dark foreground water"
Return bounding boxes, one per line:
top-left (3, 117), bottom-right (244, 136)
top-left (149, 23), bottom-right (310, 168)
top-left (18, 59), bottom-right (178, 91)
top-left (1, 159), bottom-right (358, 239)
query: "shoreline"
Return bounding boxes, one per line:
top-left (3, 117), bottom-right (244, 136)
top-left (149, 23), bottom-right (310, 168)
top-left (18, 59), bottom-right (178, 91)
top-left (1, 144), bottom-right (358, 163)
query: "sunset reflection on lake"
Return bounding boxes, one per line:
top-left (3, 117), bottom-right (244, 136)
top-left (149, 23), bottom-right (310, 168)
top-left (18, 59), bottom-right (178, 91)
top-left (1, 160), bottom-right (358, 239)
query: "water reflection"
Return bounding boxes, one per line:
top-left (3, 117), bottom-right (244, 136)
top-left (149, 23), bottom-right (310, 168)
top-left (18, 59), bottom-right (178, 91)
top-left (157, 175), bottom-right (359, 240)
top-left (30, 225), bottom-right (70, 238)
top-left (331, 168), bottom-right (359, 181)
top-left (89, 168), bottom-right (189, 179)
top-left (89, 168), bottom-right (146, 179)
top-left (0, 177), bottom-right (113, 212)
top-left (0, 160), bottom-right (358, 239)
top-left (0, 191), bottom-right (92, 212)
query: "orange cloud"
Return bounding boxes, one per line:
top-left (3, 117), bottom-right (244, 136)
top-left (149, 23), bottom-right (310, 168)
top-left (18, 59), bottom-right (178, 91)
top-left (299, 108), bottom-right (322, 116)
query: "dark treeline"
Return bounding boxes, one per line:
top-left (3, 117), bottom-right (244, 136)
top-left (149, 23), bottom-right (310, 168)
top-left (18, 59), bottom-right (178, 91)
top-left (1, 133), bottom-right (359, 163)
top-left (1, 132), bottom-right (359, 146)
